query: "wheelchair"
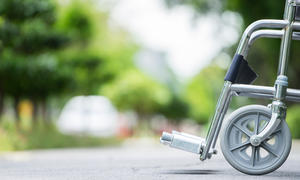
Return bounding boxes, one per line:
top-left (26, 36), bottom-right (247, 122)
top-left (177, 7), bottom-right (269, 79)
top-left (161, 0), bottom-right (300, 175)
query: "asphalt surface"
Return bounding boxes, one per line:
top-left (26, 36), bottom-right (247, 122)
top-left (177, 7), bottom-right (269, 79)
top-left (0, 138), bottom-right (299, 180)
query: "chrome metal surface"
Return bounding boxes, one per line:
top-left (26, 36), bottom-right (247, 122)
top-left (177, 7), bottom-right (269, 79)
top-left (291, 0), bottom-right (300, 6)
top-left (237, 92), bottom-right (274, 100)
top-left (251, 2), bottom-right (297, 146)
top-left (249, 30), bottom-right (284, 45)
top-left (160, 131), bottom-right (205, 154)
top-left (237, 18), bottom-right (300, 58)
top-left (250, 101), bottom-right (286, 146)
top-left (237, 92), bottom-right (300, 102)
top-left (231, 84), bottom-right (274, 94)
top-left (274, 75), bottom-right (289, 100)
top-left (210, 91), bottom-right (233, 150)
top-left (200, 81), bottom-right (232, 160)
top-left (285, 0), bottom-right (289, 19)
top-left (236, 20), bottom-right (288, 56)
top-left (286, 87), bottom-right (300, 96)
top-left (293, 22), bottom-right (300, 29)
top-left (244, 30), bottom-right (300, 57)
top-left (230, 84), bottom-right (300, 100)
top-left (278, 3), bottom-right (295, 76)
top-left (283, 0), bottom-right (289, 19)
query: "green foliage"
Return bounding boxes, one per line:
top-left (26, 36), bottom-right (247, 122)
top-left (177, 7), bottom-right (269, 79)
top-left (159, 95), bottom-right (189, 122)
top-left (0, 0), bottom-right (55, 23)
top-left (101, 69), bottom-right (171, 118)
top-left (0, 51), bottom-right (72, 99)
top-left (286, 105), bottom-right (300, 139)
top-left (0, 0), bottom-right (71, 103)
top-left (58, 50), bottom-right (108, 95)
top-left (0, 0), bottom-right (139, 102)
top-left (55, 0), bottom-right (138, 95)
top-left (0, 0), bottom-right (67, 54)
top-left (56, 0), bottom-right (98, 42)
top-left (185, 63), bottom-right (225, 124)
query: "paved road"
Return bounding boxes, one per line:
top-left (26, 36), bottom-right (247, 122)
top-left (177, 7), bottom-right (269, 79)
top-left (0, 138), bottom-right (299, 180)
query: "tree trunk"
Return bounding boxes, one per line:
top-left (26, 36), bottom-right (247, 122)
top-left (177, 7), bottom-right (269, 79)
top-left (32, 99), bottom-right (38, 127)
top-left (0, 88), bottom-right (4, 119)
top-left (135, 113), bottom-right (151, 135)
top-left (13, 96), bottom-right (20, 126)
top-left (41, 99), bottom-right (48, 123)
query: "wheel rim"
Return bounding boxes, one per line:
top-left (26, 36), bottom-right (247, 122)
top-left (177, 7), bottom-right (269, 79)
top-left (222, 106), bottom-right (291, 174)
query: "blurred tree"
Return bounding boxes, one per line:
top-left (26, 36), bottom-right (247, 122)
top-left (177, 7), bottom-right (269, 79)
top-left (158, 95), bottom-right (189, 123)
top-left (0, 52), bottom-right (72, 123)
top-left (0, 0), bottom-right (139, 125)
top-left (185, 62), bottom-right (225, 124)
top-left (55, 0), bottom-right (138, 95)
top-left (0, 0), bottom-right (70, 124)
top-left (100, 69), bottom-right (171, 122)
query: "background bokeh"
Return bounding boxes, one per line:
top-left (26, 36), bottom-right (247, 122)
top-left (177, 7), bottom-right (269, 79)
top-left (0, 0), bottom-right (299, 151)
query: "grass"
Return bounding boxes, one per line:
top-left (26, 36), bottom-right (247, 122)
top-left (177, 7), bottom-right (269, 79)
top-left (0, 119), bottom-right (122, 152)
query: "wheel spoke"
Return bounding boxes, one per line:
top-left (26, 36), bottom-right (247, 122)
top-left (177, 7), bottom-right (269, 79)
top-left (251, 146), bottom-right (256, 166)
top-left (254, 112), bottom-right (260, 135)
top-left (233, 123), bottom-right (251, 137)
top-left (264, 128), bottom-right (282, 142)
top-left (261, 142), bottom-right (279, 157)
top-left (256, 146), bottom-right (260, 162)
top-left (270, 128), bottom-right (281, 137)
top-left (230, 141), bottom-right (250, 151)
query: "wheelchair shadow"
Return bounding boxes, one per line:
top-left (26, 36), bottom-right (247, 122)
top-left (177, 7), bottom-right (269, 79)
top-left (267, 171), bottom-right (300, 178)
top-left (162, 169), bottom-right (220, 175)
top-left (162, 169), bottom-right (300, 178)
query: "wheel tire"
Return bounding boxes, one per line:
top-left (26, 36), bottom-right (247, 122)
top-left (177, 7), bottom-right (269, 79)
top-left (220, 105), bottom-right (291, 175)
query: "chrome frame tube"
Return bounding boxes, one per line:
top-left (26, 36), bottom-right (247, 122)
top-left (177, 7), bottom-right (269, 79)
top-left (250, 1), bottom-right (297, 145)
top-left (210, 91), bottom-right (234, 151)
top-left (237, 92), bottom-right (300, 102)
top-left (291, 0), bottom-right (300, 6)
top-left (249, 30), bottom-right (285, 44)
top-left (200, 81), bottom-right (232, 160)
top-left (249, 30), bottom-right (300, 45)
top-left (231, 84), bottom-right (274, 94)
top-left (236, 20), bottom-right (288, 56)
top-left (244, 30), bottom-right (300, 57)
top-left (231, 84), bottom-right (300, 100)
top-left (242, 21), bottom-right (300, 58)
top-left (278, 3), bottom-right (296, 76)
top-left (235, 19), bottom-right (300, 58)
top-left (293, 21), bottom-right (300, 29)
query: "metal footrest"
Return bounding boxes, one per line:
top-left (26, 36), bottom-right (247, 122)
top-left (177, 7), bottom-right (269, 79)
top-left (160, 131), bottom-right (206, 154)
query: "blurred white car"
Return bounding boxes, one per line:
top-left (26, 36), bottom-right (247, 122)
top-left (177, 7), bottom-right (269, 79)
top-left (57, 96), bottom-right (118, 137)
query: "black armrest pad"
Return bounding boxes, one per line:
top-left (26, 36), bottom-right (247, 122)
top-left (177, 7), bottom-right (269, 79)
top-left (295, 6), bottom-right (300, 21)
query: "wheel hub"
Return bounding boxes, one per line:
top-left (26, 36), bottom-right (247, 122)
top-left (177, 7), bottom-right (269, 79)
top-left (250, 135), bottom-right (261, 146)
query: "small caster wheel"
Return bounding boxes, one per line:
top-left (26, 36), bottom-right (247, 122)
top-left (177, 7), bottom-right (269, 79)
top-left (220, 105), bottom-right (291, 175)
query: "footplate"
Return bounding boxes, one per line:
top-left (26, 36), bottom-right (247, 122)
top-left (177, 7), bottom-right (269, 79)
top-left (160, 131), bottom-right (206, 154)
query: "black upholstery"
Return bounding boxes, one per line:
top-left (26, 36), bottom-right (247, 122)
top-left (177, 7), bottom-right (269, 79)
top-left (296, 6), bottom-right (300, 21)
